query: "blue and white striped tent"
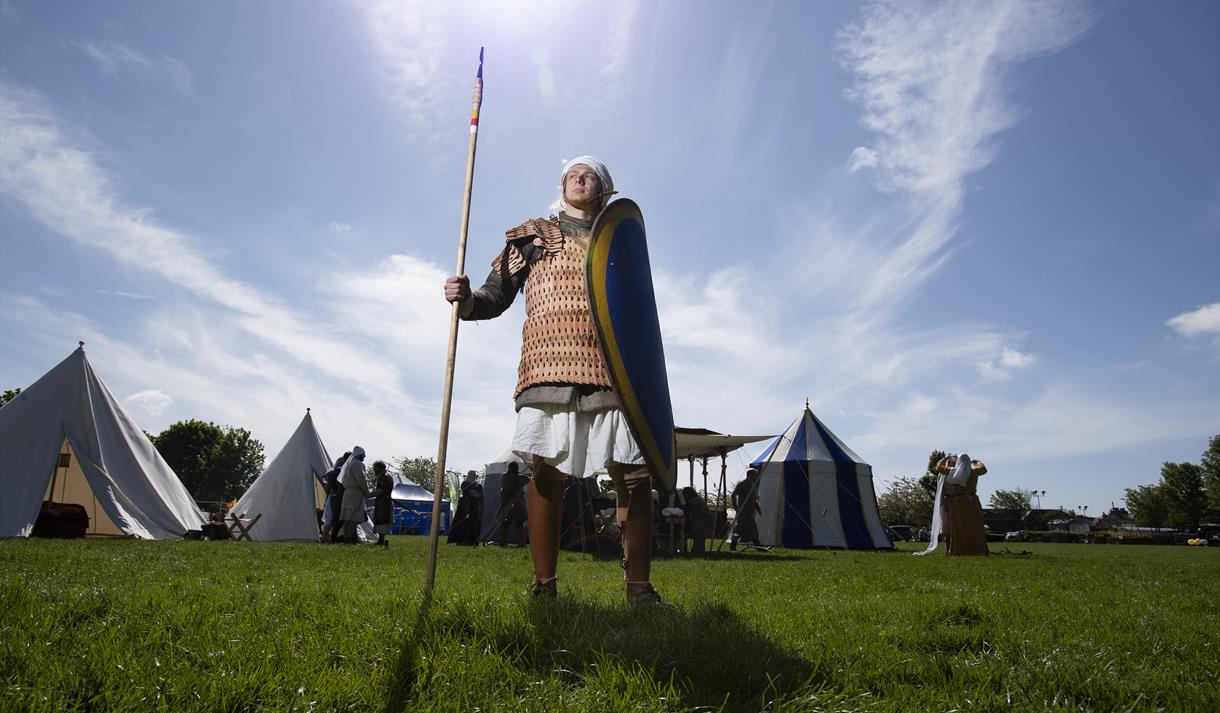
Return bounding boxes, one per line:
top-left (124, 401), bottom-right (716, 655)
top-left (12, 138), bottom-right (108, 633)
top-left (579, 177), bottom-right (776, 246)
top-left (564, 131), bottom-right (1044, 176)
top-left (748, 406), bottom-right (892, 550)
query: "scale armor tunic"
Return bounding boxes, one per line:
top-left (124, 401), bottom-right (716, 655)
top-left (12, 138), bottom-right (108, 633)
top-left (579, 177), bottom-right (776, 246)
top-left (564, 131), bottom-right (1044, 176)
top-left (508, 219), bottom-right (612, 396)
top-left (465, 215), bottom-right (615, 405)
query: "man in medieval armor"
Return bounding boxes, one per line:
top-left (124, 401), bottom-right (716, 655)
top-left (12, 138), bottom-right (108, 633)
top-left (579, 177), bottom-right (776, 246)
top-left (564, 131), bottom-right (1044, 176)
top-left (443, 156), bottom-right (662, 604)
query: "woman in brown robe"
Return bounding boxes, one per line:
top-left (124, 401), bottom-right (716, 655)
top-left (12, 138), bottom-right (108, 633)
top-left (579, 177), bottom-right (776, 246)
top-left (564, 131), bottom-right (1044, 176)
top-left (936, 453), bottom-right (989, 556)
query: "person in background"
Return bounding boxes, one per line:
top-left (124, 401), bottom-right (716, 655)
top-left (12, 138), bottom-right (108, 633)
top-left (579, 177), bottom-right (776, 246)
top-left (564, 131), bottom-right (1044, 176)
top-left (935, 453), bottom-right (989, 556)
top-left (681, 487), bottom-right (713, 555)
top-left (322, 451), bottom-right (351, 543)
top-left (338, 446), bottom-right (370, 543)
top-left (370, 460), bottom-right (394, 549)
top-left (731, 467), bottom-right (762, 550)
top-left (447, 470), bottom-right (484, 545)
top-left (498, 461), bottom-right (529, 547)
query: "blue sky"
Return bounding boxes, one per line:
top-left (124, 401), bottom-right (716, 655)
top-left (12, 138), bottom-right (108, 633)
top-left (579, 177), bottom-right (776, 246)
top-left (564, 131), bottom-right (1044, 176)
top-left (2, 0), bottom-right (1217, 515)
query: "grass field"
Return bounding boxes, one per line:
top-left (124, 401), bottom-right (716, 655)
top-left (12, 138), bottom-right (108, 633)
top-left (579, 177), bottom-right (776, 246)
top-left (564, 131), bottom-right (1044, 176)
top-left (2, 538), bottom-right (1217, 712)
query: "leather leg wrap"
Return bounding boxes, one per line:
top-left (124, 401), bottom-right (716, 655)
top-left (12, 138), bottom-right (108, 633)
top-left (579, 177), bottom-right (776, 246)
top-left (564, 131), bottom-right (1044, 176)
top-left (528, 461), bottom-right (565, 584)
top-left (613, 468), bottom-right (653, 584)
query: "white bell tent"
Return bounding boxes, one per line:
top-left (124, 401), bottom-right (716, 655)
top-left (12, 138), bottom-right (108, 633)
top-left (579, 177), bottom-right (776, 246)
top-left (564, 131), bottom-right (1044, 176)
top-left (226, 410), bottom-right (331, 541)
top-left (0, 344), bottom-right (205, 539)
top-left (747, 404), bottom-right (893, 550)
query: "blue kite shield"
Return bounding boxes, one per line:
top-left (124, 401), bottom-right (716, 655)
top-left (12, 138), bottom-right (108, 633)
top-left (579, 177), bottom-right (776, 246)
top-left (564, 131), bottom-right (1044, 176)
top-left (586, 199), bottom-right (677, 492)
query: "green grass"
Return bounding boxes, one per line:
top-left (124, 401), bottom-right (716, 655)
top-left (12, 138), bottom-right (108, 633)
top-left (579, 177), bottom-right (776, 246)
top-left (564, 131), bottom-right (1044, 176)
top-left (2, 538), bottom-right (1217, 712)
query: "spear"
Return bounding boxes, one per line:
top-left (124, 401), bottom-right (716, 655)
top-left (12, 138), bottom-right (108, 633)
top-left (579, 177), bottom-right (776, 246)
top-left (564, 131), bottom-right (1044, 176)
top-left (424, 48), bottom-right (483, 602)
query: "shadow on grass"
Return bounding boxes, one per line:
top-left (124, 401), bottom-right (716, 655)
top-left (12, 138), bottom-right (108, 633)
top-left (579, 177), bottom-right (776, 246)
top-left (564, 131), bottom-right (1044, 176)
top-left (384, 593), bottom-right (822, 712)
top-left (659, 551), bottom-right (808, 562)
top-left (382, 595), bottom-right (428, 713)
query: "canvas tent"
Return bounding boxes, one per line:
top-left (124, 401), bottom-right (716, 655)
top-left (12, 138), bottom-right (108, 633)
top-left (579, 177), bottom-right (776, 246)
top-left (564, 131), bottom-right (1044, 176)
top-left (0, 345), bottom-right (205, 539)
top-left (747, 405), bottom-right (892, 550)
top-left (227, 410), bottom-right (331, 541)
top-left (478, 448), bottom-right (601, 549)
top-left (479, 448), bottom-right (532, 543)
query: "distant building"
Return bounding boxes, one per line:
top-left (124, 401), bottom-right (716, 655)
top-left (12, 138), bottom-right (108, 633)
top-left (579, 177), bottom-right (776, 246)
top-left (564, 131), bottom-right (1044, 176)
top-left (1048, 516), bottom-right (1093, 534)
top-left (1094, 507), bottom-right (1136, 530)
top-left (982, 508), bottom-right (1024, 534)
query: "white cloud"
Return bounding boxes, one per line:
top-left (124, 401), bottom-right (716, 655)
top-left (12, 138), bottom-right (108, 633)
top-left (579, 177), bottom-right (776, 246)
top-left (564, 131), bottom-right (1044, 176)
top-left (530, 48), bottom-right (556, 101)
top-left (0, 81), bottom-right (534, 469)
top-left (999, 348), bottom-right (1037, 369)
top-left (355, 1), bottom-right (451, 136)
top-left (847, 146), bottom-right (878, 171)
top-left (596, 1), bottom-right (639, 109)
top-left (126, 388), bottom-right (173, 417)
top-left (328, 221), bottom-right (352, 233)
top-left (832, 0), bottom-right (1094, 310)
top-left (977, 347), bottom-right (1038, 380)
top-left (1167, 302), bottom-right (1220, 337)
top-left (76, 39), bottom-right (192, 94)
top-left (94, 289), bottom-right (153, 300)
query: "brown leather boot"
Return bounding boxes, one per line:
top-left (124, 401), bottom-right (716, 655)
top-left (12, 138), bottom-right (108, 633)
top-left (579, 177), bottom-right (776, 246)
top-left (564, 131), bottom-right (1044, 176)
top-left (527, 463), bottom-right (565, 589)
top-left (532, 577), bottom-right (558, 598)
top-left (617, 469), bottom-right (661, 602)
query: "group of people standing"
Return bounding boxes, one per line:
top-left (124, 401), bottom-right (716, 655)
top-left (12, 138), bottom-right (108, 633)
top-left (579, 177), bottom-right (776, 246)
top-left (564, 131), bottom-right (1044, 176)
top-left (321, 446), bottom-right (395, 547)
top-left (445, 462), bottom-right (532, 547)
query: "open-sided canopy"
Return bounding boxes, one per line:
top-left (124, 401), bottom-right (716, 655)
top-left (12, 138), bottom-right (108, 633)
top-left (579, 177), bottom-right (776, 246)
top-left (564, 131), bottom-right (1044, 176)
top-left (675, 428), bottom-right (774, 460)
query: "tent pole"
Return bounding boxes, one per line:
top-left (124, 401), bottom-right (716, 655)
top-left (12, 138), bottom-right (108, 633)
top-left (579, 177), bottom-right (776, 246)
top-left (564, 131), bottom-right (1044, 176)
top-left (712, 449), bottom-right (722, 549)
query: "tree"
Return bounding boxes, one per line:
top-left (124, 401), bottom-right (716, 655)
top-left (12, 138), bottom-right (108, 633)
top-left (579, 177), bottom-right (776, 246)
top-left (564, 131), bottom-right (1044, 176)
top-left (394, 456), bottom-right (462, 499)
top-left (1200, 434), bottom-right (1220, 520)
top-left (919, 450), bottom-right (948, 494)
top-left (1124, 483), bottom-right (1171, 529)
top-left (988, 488), bottom-right (1033, 511)
top-left (877, 476), bottom-right (935, 527)
top-left (1159, 461), bottom-right (1206, 530)
top-left (0, 387), bottom-right (21, 408)
top-left (151, 419), bottom-right (265, 503)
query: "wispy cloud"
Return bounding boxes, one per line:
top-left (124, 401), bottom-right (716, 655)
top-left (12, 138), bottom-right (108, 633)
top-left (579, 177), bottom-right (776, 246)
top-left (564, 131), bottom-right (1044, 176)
top-left (328, 221), bottom-right (352, 233)
top-left (126, 388), bottom-right (173, 417)
top-left (355, 1), bottom-right (451, 137)
top-left (832, 0), bottom-right (1094, 311)
top-left (93, 289), bottom-right (153, 300)
top-left (847, 146), bottom-right (878, 172)
top-left (76, 39), bottom-right (193, 94)
top-left (658, 0), bottom-right (1113, 480)
top-left (1167, 302), bottom-right (1220, 337)
top-left (0, 82), bottom-right (525, 468)
top-left (977, 347), bottom-right (1038, 381)
top-left (1168, 302), bottom-right (1220, 357)
top-left (595, 1), bottom-right (639, 110)
top-left (530, 48), bottom-right (557, 102)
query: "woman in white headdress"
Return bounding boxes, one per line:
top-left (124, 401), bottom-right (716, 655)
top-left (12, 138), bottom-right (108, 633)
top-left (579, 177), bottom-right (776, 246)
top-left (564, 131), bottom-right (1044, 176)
top-left (338, 446), bottom-right (370, 543)
top-left (936, 453), bottom-right (989, 556)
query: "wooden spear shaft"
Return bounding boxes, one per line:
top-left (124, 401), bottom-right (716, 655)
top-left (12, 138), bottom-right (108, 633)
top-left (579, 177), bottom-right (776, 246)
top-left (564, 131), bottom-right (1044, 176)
top-left (424, 48), bottom-right (484, 600)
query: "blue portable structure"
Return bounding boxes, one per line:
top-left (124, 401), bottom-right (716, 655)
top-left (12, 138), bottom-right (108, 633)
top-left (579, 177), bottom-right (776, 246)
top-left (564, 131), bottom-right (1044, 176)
top-left (748, 405), bottom-right (893, 550)
top-left (387, 482), bottom-right (450, 535)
